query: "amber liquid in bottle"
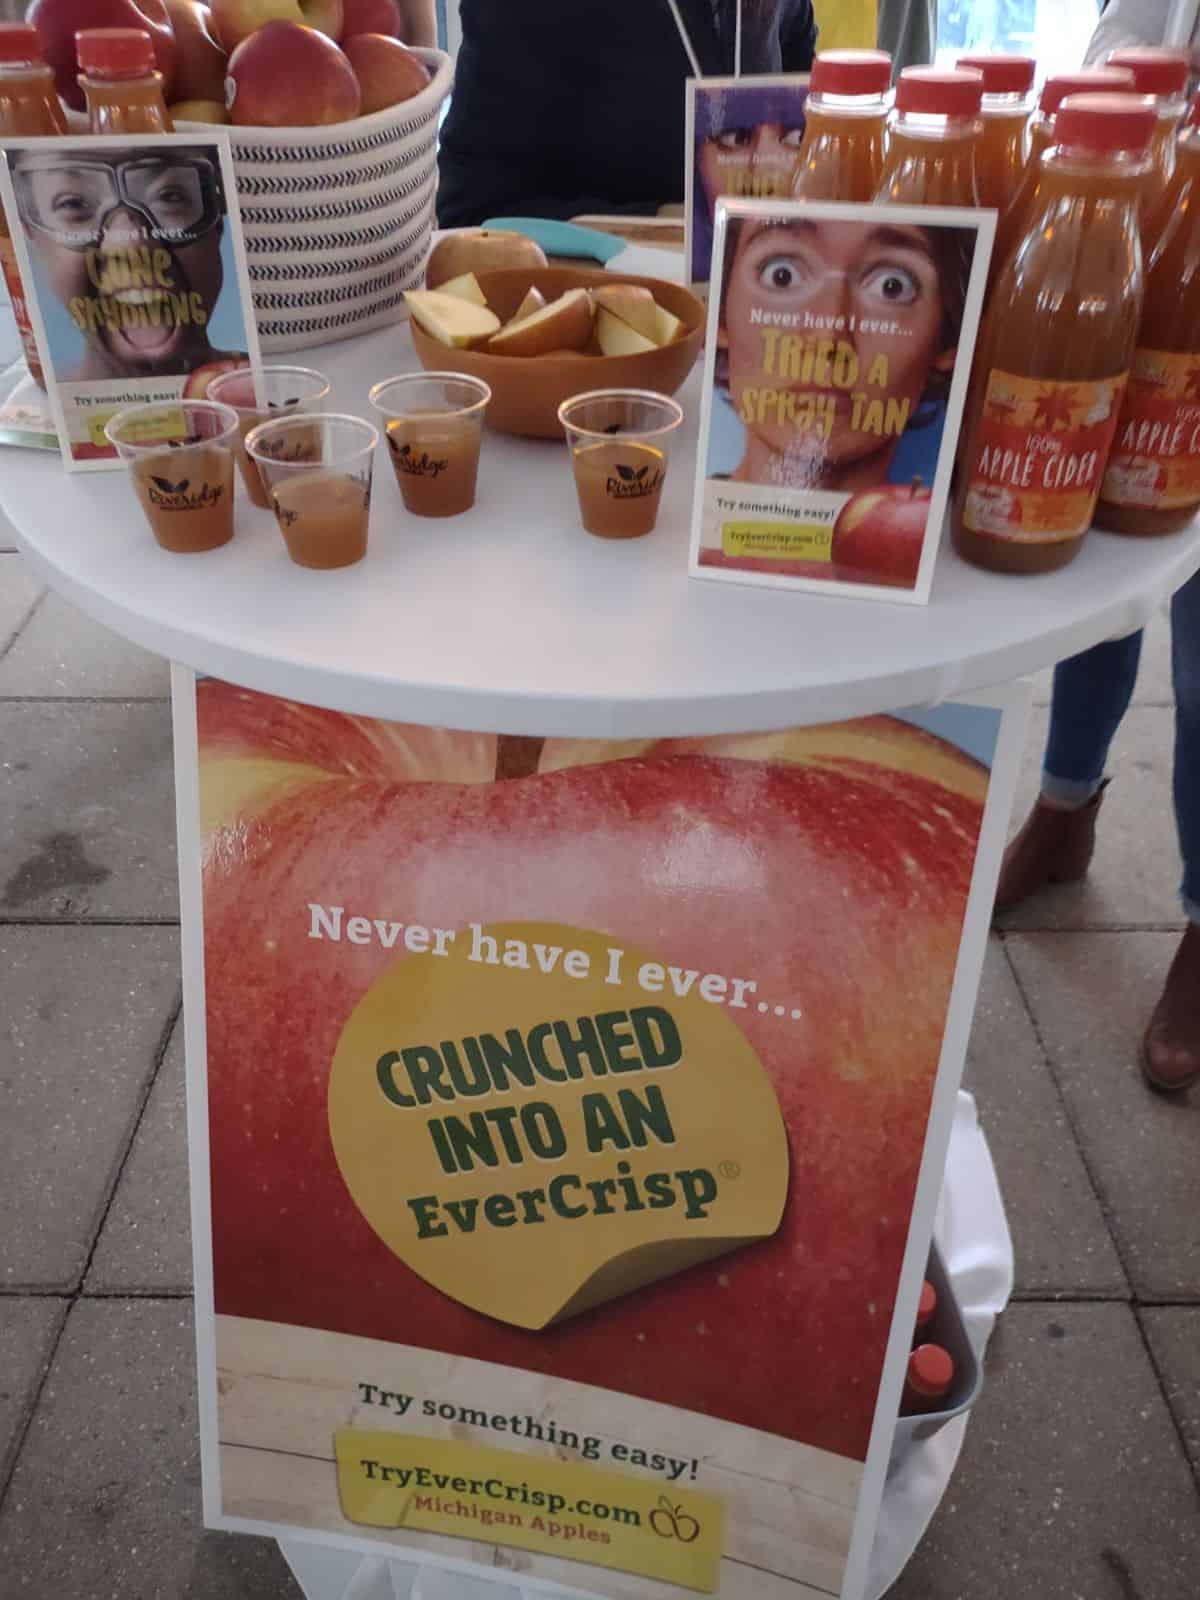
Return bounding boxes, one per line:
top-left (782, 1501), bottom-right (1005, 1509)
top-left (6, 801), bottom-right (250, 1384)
top-left (1096, 132), bottom-right (1200, 534)
top-left (975, 99), bottom-right (1031, 213)
top-left (792, 100), bottom-right (888, 202)
top-left (952, 128), bottom-right (1148, 573)
top-left (0, 53), bottom-right (67, 388)
top-left (876, 112), bottom-right (981, 206)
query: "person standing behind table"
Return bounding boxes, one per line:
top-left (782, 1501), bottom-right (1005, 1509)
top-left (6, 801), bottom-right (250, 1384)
top-left (994, 5), bottom-right (1200, 1094)
top-left (436, 1), bottom-right (817, 227)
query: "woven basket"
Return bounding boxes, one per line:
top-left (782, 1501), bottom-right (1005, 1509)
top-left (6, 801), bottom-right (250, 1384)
top-left (191, 48), bottom-right (452, 353)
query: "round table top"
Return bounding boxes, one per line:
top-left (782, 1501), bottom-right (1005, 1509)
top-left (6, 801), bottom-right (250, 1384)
top-left (5, 262), bottom-right (1200, 737)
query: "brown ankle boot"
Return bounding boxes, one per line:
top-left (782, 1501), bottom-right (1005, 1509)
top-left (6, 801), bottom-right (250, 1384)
top-left (1142, 925), bottom-right (1200, 1093)
top-left (993, 782), bottom-right (1108, 916)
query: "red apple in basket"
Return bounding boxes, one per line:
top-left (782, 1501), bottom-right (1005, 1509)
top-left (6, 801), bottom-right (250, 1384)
top-left (28, 0), bottom-right (177, 110)
top-left (831, 478), bottom-right (932, 589)
top-left (199, 682), bottom-right (987, 1464)
top-left (342, 32), bottom-right (429, 113)
top-left (339, 0), bottom-right (403, 40)
top-left (211, 0), bottom-right (342, 51)
top-left (165, 0), bottom-right (227, 101)
top-left (226, 19), bottom-right (360, 125)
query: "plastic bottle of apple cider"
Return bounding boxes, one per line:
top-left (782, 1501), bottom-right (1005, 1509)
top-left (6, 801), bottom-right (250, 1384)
top-left (952, 95), bottom-right (1156, 574)
top-left (875, 67), bottom-right (984, 206)
top-left (790, 49), bottom-right (893, 202)
top-left (956, 53), bottom-right (1036, 214)
top-left (1105, 47), bottom-right (1189, 210)
top-left (77, 27), bottom-right (172, 133)
top-left (993, 68), bottom-right (1137, 279)
top-left (1096, 116), bottom-right (1200, 535)
top-left (1143, 94), bottom-right (1200, 253)
top-left (0, 23), bottom-right (67, 390)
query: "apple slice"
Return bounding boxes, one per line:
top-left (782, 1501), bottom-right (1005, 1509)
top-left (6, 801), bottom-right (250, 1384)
top-left (595, 306), bottom-right (657, 357)
top-left (510, 285), bottom-right (546, 324)
top-left (437, 271), bottom-right (488, 308)
top-left (653, 303), bottom-right (687, 345)
top-left (404, 289), bottom-right (500, 348)
top-left (590, 283), bottom-right (659, 343)
top-left (487, 288), bottom-right (593, 357)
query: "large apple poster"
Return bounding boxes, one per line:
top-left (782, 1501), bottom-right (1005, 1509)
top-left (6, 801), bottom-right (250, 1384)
top-left (689, 197), bottom-right (994, 604)
top-left (182, 677), bottom-right (1022, 1598)
top-left (0, 133), bottom-right (259, 469)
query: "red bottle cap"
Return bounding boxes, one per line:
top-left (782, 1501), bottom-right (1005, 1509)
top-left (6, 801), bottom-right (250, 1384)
top-left (907, 1343), bottom-right (954, 1398)
top-left (1039, 68), bottom-right (1137, 116)
top-left (917, 1279), bottom-right (937, 1325)
top-left (810, 49), bottom-right (892, 98)
top-left (0, 22), bottom-right (46, 65)
top-left (76, 27), bottom-right (156, 80)
top-left (1056, 93), bottom-right (1158, 155)
top-left (1105, 47), bottom-right (1190, 100)
top-left (956, 53), bottom-right (1036, 96)
top-left (895, 67), bottom-right (983, 119)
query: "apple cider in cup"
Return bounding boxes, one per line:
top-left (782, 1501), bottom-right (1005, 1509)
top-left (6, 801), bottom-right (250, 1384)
top-left (571, 441), bottom-right (667, 539)
top-left (104, 397), bottom-right (239, 553)
top-left (208, 366), bottom-right (331, 509)
top-left (370, 374), bottom-right (492, 518)
top-left (269, 471), bottom-right (371, 569)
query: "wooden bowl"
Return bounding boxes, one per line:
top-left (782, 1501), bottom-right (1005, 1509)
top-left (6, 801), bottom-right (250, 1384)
top-left (407, 266), bottom-right (705, 438)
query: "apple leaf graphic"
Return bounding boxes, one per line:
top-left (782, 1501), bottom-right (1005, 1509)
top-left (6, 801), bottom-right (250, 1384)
top-left (1032, 387), bottom-right (1081, 430)
top-left (604, 422), bottom-right (622, 435)
top-left (616, 464), bottom-right (637, 481)
top-left (635, 465), bottom-right (648, 480)
top-left (150, 475), bottom-right (175, 492)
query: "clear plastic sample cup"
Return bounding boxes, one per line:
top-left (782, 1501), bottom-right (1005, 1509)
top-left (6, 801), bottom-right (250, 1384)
top-left (104, 397), bottom-right (239, 553)
top-left (557, 389), bottom-right (684, 539)
top-left (208, 365), bottom-right (332, 509)
top-left (244, 412), bottom-right (378, 570)
top-left (368, 372), bottom-right (492, 517)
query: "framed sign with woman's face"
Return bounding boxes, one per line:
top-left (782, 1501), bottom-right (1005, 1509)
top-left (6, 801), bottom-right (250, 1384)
top-left (689, 197), bottom-right (994, 604)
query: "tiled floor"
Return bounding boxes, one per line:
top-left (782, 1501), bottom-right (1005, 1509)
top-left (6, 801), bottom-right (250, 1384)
top-left (1, 551), bottom-right (1197, 1598)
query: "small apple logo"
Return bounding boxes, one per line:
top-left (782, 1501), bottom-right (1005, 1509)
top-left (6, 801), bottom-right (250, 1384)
top-left (831, 476), bottom-right (932, 589)
top-left (648, 1495), bottom-right (701, 1544)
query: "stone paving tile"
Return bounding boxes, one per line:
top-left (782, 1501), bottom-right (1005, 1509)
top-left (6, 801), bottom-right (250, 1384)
top-left (963, 940), bottom-right (1126, 1298)
top-left (0, 926), bottom-right (178, 1291)
top-left (88, 1022), bottom-right (191, 1294)
top-left (1006, 931), bottom-right (1200, 1302)
top-left (999, 705), bottom-right (1184, 931)
top-left (0, 590), bottom-right (170, 697)
top-left (886, 1302), bottom-right (1200, 1600)
top-left (1142, 1308), bottom-right (1200, 1481)
top-left (0, 1299), bottom-right (301, 1598)
top-left (0, 1299), bottom-right (63, 1488)
top-left (0, 554), bottom-right (42, 654)
top-left (1029, 604), bottom-right (1174, 707)
top-left (0, 701), bottom-right (177, 920)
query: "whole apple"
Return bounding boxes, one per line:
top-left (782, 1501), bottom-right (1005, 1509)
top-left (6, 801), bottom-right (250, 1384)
top-left (165, 0), bottom-right (227, 102)
top-left (339, 0), bottom-right (403, 40)
top-left (426, 228), bottom-right (548, 289)
top-left (28, 0), bottom-right (177, 110)
top-left (211, 0), bottom-right (342, 52)
top-left (226, 20), bottom-right (360, 126)
top-left (831, 479), bottom-right (932, 589)
top-left (342, 32), bottom-right (429, 113)
top-left (199, 684), bottom-right (987, 1463)
top-left (182, 355), bottom-right (247, 397)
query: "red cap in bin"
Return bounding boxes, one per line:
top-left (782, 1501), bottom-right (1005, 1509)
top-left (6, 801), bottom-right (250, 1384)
top-left (907, 1344), bottom-right (954, 1399)
top-left (810, 49), bottom-right (892, 98)
top-left (1106, 47), bottom-right (1190, 99)
top-left (0, 22), bottom-right (46, 65)
top-left (1056, 94), bottom-right (1157, 155)
top-left (956, 53), bottom-right (1036, 95)
top-left (895, 67), bottom-right (983, 118)
top-left (1039, 68), bottom-right (1137, 116)
top-left (76, 27), bottom-right (156, 79)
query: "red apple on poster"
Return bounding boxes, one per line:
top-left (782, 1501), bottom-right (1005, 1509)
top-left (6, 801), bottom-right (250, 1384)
top-left (211, 0), bottom-right (342, 52)
top-left (164, 0), bottom-right (227, 102)
top-left (226, 20), bottom-right (360, 125)
top-left (182, 355), bottom-right (247, 398)
top-left (342, 32), bottom-right (429, 113)
top-left (199, 684), bottom-right (987, 1464)
top-left (831, 478), bottom-right (932, 588)
top-left (339, 0), bottom-right (403, 40)
top-left (28, 0), bottom-right (178, 109)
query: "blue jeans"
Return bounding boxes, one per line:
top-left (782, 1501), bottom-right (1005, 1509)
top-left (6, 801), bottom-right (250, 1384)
top-left (1043, 567), bottom-right (1200, 922)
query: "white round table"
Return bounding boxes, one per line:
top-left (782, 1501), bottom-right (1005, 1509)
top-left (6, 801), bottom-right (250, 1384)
top-left (5, 329), bottom-right (1200, 738)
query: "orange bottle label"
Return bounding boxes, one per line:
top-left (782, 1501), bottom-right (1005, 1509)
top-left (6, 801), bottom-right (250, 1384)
top-left (962, 370), bottom-right (1127, 542)
top-left (0, 233), bottom-right (43, 379)
top-left (1101, 349), bottom-right (1200, 509)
